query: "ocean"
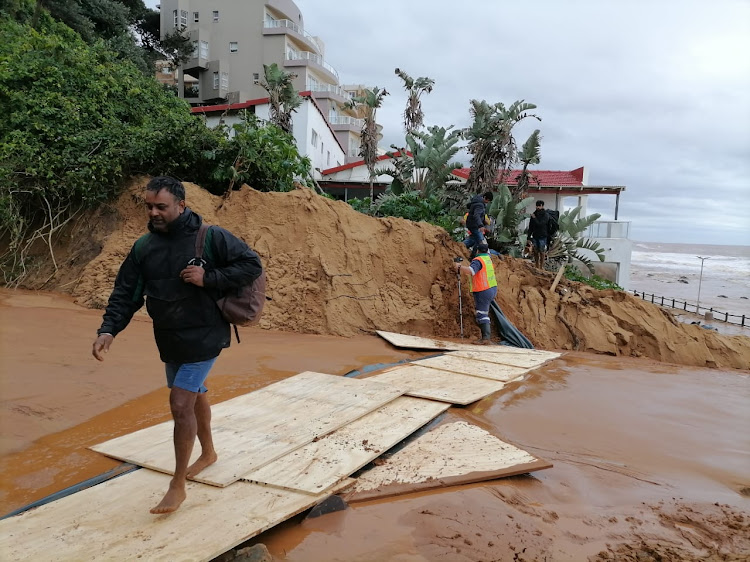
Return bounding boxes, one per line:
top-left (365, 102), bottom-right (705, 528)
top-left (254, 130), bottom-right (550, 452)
top-left (629, 242), bottom-right (750, 335)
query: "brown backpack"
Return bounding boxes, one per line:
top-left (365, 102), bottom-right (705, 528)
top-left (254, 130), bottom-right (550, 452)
top-left (195, 224), bottom-right (267, 342)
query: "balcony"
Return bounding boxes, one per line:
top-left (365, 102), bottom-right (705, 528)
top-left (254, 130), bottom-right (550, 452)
top-left (307, 82), bottom-right (353, 102)
top-left (285, 50), bottom-right (339, 81)
top-left (584, 220), bottom-right (631, 239)
top-left (263, 18), bottom-right (323, 54)
top-left (329, 115), bottom-right (363, 129)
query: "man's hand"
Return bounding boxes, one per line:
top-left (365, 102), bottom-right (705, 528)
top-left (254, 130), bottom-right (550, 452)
top-left (92, 334), bottom-right (114, 362)
top-left (180, 265), bottom-right (205, 287)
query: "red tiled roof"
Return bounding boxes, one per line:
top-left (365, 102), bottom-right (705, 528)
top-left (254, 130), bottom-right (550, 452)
top-left (451, 167), bottom-right (585, 187)
top-left (321, 151), bottom-right (410, 175)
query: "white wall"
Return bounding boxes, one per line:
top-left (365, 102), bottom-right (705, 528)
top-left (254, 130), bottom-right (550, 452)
top-left (295, 101), bottom-right (345, 177)
top-left (592, 237), bottom-right (633, 289)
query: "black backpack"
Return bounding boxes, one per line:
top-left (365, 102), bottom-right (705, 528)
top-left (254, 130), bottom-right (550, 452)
top-left (547, 210), bottom-right (560, 239)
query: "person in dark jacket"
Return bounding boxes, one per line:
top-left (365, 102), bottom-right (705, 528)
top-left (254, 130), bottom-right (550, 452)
top-left (463, 192), bottom-right (494, 256)
top-left (527, 200), bottom-right (550, 268)
top-left (92, 176), bottom-right (262, 514)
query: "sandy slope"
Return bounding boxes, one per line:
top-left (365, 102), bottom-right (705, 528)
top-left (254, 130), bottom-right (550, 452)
top-left (61, 179), bottom-right (750, 370)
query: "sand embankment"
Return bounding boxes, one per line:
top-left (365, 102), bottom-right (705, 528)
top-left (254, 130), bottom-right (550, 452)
top-left (27, 178), bottom-right (748, 370)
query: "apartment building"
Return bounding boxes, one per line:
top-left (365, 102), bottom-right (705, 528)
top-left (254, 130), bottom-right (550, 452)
top-left (159, 0), bottom-right (368, 168)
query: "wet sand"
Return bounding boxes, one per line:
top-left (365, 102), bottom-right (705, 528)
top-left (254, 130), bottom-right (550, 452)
top-left (1, 290), bottom-right (749, 560)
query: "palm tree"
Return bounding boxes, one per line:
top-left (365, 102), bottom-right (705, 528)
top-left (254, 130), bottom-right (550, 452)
top-left (514, 129), bottom-right (541, 201)
top-left (394, 68), bottom-right (435, 134)
top-left (463, 100), bottom-right (540, 194)
top-left (547, 207), bottom-right (605, 273)
top-left (376, 125), bottom-right (462, 197)
top-left (259, 63), bottom-right (301, 135)
top-left (347, 87), bottom-right (389, 199)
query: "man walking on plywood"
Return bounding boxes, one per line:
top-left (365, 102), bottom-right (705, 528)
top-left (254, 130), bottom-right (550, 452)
top-left (92, 177), bottom-right (262, 514)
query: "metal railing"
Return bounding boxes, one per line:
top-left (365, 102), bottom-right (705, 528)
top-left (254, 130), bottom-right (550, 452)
top-left (630, 291), bottom-right (747, 327)
top-left (329, 115), bottom-right (363, 128)
top-left (584, 220), bottom-right (631, 239)
top-left (285, 50), bottom-right (339, 80)
top-left (307, 82), bottom-right (353, 99)
top-left (263, 18), bottom-right (323, 51)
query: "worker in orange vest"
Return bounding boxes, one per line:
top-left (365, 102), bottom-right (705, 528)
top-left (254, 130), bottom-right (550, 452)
top-left (454, 242), bottom-right (498, 345)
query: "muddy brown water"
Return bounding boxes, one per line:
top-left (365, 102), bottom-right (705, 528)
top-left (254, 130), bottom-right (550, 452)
top-left (1, 289), bottom-right (748, 560)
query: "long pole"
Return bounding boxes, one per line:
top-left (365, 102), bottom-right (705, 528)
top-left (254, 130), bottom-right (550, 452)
top-left (696, 256), bottom-right (708, 314)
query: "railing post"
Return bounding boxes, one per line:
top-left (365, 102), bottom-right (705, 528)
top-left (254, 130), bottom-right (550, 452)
top-left (742, 315), bottom-right (746, 327)
top-left (671, 298), bottom-right (675, 308)
top-left (725, 312), bottom-right (729, 322)
top-left (683, 301), bottom-right (687, 310)
top-left (661, 296), bottom-right (664, 305)
top-left (651, 294), bottom-right (654, 303)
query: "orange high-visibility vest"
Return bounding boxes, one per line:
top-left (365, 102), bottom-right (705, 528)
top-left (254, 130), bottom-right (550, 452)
top-left (470, 254), bottom-right (498, 293)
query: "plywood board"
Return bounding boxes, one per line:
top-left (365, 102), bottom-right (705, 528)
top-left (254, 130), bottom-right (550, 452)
top-left (365, 365), bottom-right (506, 405)
top-left (448, 350), bottom-right (557, 369)
top-left (242, 396), bottom-right (449, 494)
top-left (412, 355), bottom-right (530, 383)
top-left (347, 421), bottom-right (552, 502)
top-left (376, 330), bottom-right (560, 360)
top-left (91, 372), bottom-right (403, 487)
top-left (0, 469), bottom-right (352, 562)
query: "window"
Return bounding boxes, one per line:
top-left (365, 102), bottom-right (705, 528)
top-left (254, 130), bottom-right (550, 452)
top-left (229, 42), bottom-right (238, 53)
top-left (221, 72), bottom-right (228, 90)
top-left (180, 10), bottom-right (188, 27)
top-left (193, 12), bottom-right (199, 22)
top-left (172, 9), bottom-right (178, 27)
top-left (311, 129), bottom-right (318, 147)
top-left (213, 72), bottom-right (219, 89)
top-left (191, 40), bottom-right (198, 57)
top-left (253, 72), bottom-right (260, 84)
top-left (327, 151), bottom-right (330, 166)
top-left (200, 40), bottom-right (209, 59)
top-left (320, 142), bottom-right (324, 154)
top-left (161, 66), bottom-right (172, 75)
top-left (212, 10), bottom-right (219, 22)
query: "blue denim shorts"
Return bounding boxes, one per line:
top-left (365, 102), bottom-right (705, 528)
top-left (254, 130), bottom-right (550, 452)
top-left (165, 357), bottom-right (217, 393)
top-left (531, 237), bottom-right (547, 251)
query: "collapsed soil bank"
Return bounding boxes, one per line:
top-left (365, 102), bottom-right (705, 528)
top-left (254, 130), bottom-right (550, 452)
top-left (34, 178), bottom-right (750, 370)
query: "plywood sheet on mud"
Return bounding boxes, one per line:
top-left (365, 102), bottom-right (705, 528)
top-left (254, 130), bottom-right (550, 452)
top-left (376, 330), bottom-right (560, 360)
top-left (0, 469), bottom-right (352, 562)
top-left (242, 396), bottom-right (449, 494)
top-left (91, 372), bottom-right (403, 487)
top-left (365, 365), bottom-right (506, 405)
top-left (449, 349), bottom-right (557, 369)
top-left (347, 421), bottom-right (552, 502)
top-left (412, 355), bottom-right (530, 383)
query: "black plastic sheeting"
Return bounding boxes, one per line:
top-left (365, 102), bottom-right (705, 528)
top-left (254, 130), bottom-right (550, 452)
top-left (489, 301), bottom-right (535, 349)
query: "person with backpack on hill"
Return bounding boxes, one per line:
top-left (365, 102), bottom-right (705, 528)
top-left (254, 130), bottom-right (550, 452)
top-left (527, 200), bottom-right (553, 269)
top-left (454, 241), bottom-right (498, 345)
top-left (463, 192), bottom-right (494, 257)
top-left (92, 176), bottom-right (262, 514)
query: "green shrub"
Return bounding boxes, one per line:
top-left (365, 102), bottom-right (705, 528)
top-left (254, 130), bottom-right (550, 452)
top-left (564, 265), bottom-right (623, 291)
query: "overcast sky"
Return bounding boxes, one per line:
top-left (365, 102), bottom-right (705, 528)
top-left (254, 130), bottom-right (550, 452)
top-left (290, 0), bottom-right (750, 245)
top-left (150, 0), bottom-right (750, 244)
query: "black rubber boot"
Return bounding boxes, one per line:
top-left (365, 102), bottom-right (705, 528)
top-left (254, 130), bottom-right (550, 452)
top-left (474, 323), bottom-right (492, 345)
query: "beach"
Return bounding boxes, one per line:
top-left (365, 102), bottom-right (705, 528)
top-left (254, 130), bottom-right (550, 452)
top-left (1, 290), bottom-right (748, 560)
top-left (629, 242), bottom-right (750, 336)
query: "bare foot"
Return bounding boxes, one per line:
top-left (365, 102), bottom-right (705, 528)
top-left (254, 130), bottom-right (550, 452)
top-left (150, 481), bottom-right (187, 514)
top-left (186, 451), bottom-right (218, 479)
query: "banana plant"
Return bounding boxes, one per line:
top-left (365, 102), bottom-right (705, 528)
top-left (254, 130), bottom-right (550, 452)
top-left (486, 183), bottom-right (534, 255)
top-left (547, 206), bottom-right (605, 273)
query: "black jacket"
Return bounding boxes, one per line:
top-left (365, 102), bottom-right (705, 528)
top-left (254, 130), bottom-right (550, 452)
top-left (527, 209), bottom-right (551, 239)
top-left (98, 208), bottom-right (262, 363)
top-left (466, 194), bottom-right (487, 232)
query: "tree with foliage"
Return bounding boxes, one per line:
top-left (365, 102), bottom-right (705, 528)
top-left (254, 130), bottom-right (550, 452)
top-left (394, 68), bottom-right (434, 134)
top-left (377, 125), bottom-right (462, 197)
top-left (547, 207), bottom-right (605, 273)
top-left (463, 100), bottom-right (540, 194)
top-left (347, 87), bottom-right (389, 200)
top-left (485, 184), bottom-right (534, 255)
top-left (206, 112), bottom-right (311, 194)
top-left (514, 129), bottom-right (541, 201)
top-left (0, 14), bottom-right (222, 285)
top-left (259, 63), bottom-right (302, 135)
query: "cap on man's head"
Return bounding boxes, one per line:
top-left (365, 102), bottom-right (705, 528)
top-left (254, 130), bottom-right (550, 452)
top-left (536, 200), bottom-right (545, 207)
top-left (477, 242), bottom-right (489, 253)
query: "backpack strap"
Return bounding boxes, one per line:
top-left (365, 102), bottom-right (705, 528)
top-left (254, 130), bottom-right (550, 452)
top-left (195, 223), bottom-right (210, 258)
